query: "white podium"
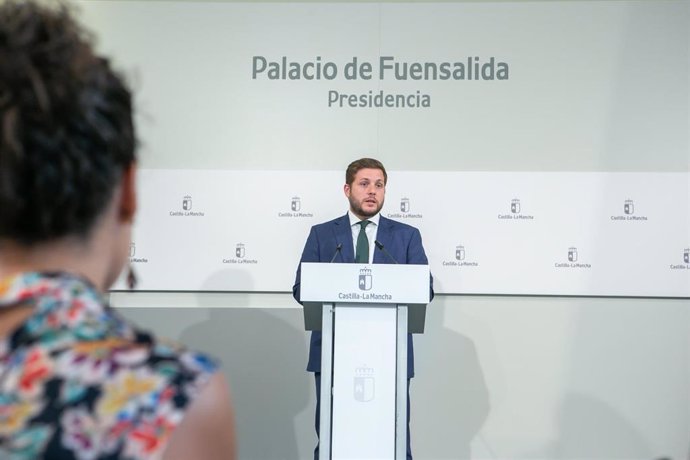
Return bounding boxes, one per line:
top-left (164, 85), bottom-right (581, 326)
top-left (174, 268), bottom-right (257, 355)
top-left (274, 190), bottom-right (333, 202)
top-left (300, 262), bottom-right (430, 460)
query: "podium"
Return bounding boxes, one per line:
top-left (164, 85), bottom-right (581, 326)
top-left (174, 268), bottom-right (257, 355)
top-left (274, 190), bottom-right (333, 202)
top-left (300, 262), bottom-right (430, 460)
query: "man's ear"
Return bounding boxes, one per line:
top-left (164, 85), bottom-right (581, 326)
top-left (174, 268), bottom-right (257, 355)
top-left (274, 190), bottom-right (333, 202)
top-left (343, 183), bottom-right (351, 198)
top-left (119, 164), bottom-right (137, 223)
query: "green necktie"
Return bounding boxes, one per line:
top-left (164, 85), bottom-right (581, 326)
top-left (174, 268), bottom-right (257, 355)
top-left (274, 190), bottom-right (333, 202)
top-left (355, 220), bottom-right (370, 263)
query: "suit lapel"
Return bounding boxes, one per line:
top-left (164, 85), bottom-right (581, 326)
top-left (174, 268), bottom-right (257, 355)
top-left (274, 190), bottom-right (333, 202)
top-left (373, 216), bottom-right (393, 264)
top-left (333, 214), bottom-right (354, 263)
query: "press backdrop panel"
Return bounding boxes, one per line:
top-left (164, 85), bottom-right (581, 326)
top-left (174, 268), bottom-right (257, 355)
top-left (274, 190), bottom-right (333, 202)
top-left (119, 170), bottom-right (689, 297)
top-left (77, 1), bottom-right (689, 296)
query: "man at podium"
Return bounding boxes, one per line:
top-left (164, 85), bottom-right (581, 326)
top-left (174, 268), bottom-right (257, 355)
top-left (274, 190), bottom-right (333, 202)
top-left (293, 158), bottom-right (433, 460)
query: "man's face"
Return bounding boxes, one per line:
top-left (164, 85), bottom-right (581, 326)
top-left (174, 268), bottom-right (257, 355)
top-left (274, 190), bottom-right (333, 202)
top-left (344, 168), bottom-right (386, 219)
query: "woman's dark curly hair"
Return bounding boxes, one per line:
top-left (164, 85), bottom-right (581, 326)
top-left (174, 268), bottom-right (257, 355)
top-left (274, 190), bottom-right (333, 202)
top-left (0, 1), bottom-right (136, 245)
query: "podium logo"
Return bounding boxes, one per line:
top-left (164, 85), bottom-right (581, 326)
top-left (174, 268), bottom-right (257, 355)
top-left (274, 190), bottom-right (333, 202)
top-left (182, 195), bottom-right (192, 211)
top-left (129, 242), bottom-right (136, 257)
top-left (624, 199), bottom-right (634, 215)
top-left (684, 248), bottom-right (689, 264)
top-left (455, 245), bottom-right (466, 261)
top-left (511, 198), bottom-right (521, 214)
top-left (400, 197), bottom-right (410, 213)
top-left (236, 243), bottom-right (245, 259)
top-left (291, 196), bottom-right (301, 212)
top-left (354, 366), bottom-right (375, 402)
top-left (358, 267), bottom-right (372, 291)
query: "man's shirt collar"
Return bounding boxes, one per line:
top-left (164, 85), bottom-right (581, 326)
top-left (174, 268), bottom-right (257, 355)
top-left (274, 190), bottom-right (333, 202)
top-left (348, 210), bottom-right (380, 227)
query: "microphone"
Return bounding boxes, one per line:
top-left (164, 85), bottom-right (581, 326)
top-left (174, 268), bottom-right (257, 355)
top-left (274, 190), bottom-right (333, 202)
top-left (374, 240), bottom-right (398, 264)
top-left (329, 243), bottom-right (343, 263)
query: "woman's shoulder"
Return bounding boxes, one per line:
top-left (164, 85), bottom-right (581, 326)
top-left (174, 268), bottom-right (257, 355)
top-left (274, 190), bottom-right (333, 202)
top-left (0, 272), bottom-right (221, 459)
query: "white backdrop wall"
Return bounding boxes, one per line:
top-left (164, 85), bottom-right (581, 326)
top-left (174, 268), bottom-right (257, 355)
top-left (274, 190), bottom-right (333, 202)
top-left (78, 0), bottom-right (690, 459)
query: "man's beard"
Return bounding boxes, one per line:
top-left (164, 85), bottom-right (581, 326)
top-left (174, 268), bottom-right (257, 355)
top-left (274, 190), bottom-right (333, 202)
top-left (349, 196), bottom-right (384, 217)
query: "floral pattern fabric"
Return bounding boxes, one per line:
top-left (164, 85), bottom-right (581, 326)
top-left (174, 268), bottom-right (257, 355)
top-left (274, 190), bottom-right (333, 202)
top-left (0, 272), bottom-right (217, 459)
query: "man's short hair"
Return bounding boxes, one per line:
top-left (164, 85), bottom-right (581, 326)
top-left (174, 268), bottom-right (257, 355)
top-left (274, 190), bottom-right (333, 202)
top-left (0, 1), bottom-right (136, 245)
top-left (345, 158), bottom-right (387, 186)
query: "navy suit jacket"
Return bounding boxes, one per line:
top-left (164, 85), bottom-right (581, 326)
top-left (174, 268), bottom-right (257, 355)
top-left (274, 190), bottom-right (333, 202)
top-left (292, 213), bottom-right (433, 378)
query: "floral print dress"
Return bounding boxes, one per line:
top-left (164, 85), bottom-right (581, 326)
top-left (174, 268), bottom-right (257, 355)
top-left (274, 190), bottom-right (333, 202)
top-left (0, 272), bottom-right (218, 459)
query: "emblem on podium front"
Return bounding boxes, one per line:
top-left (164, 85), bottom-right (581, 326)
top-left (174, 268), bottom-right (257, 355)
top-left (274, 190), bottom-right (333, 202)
top-left (236, 243), bottom-right (245, 258)
top-left (684, 248), bottom-right (689, 264)
top-left (455, 245), bottom-right (465, 261)
top-left (354, 366), bottom-right (375, 402)
top-left (358, 267), bottom-right (372, 291)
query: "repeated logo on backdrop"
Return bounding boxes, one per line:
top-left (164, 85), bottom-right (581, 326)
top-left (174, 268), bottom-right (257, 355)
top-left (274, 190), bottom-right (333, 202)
top-left (442, 245), bottom-right (479, 268)
top-left (386, 196), bottom-right (423, 219)
top-left (279, 196), bottom-right (314, 218)
top-left (499, 198), bottom-right (535, 221)
top-left (670, 248), bottom-right (690, 271)
top-left (129, 242), bottom-right (149, 264)
top-left (120, 170), bottom-right (689, 296)
top-left (222, 243), bottom-right (259, 265)
top-left (170, 194), bottom-right (205, 217)
top-left (568, 247), bottom-right (578, 262)
top-left (400, 198), bottom-right (410, 213)
top-left (555, 247), bottom-right (591, 269)
top-left (511, 198), bottom-right (520, 214)
top-left (611, 199), bottom-right (648, 222)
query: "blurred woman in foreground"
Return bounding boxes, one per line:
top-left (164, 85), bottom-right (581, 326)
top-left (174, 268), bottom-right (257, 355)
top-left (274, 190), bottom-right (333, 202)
top-left (0, 2), bottom-right (236, 458)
